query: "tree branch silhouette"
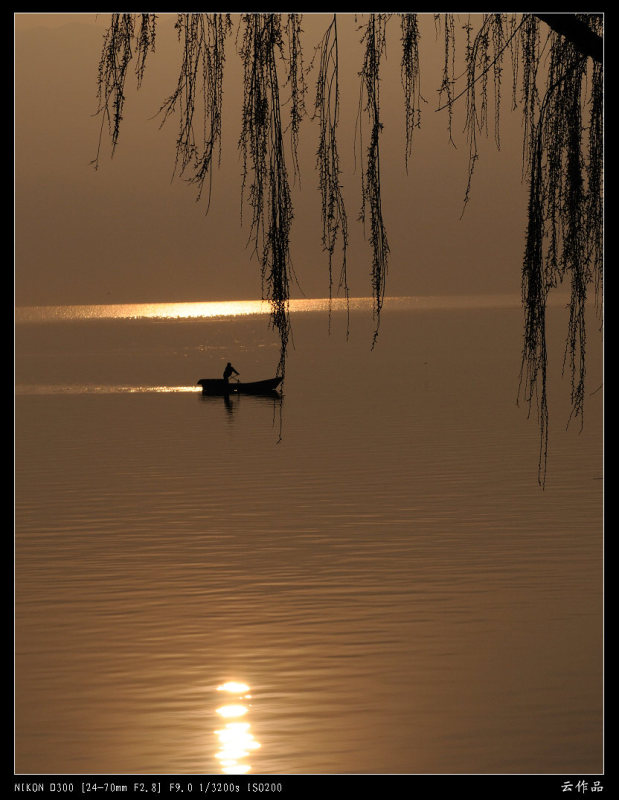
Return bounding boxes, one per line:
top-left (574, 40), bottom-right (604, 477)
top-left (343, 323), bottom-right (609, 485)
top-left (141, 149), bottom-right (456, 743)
top-left (92, 12), bottom-right (603, 485)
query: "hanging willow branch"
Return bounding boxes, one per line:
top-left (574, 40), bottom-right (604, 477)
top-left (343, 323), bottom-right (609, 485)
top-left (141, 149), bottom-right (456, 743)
top-left (157, 13), bottom-right (232, 208)
top-left (92, 13), bottom-right (156, 168)
top-left (435, 13), bottom-right (457, 146)
top-left (239, 13), bottom-right (293, 377)
top-left (586, 58), bottom-right (603, 306)
top-left (313, 14), bottom-right (349, 328)
top-left (283, 13), bottom-right (307, 185)
top-left (358, 13), bottom-right (391, 346)
top-left (432, 12), bottom-right (603, 485)
top-left (459, 14), bottom-right (508, 215)
top-left (518, 15), bottom-right (603, 485)
top-left (400, 13), bottom-right (424, 171)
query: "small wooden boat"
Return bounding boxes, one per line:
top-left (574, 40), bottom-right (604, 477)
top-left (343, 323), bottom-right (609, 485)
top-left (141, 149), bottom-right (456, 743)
top-left (197, 377), bottom-right (282, 395)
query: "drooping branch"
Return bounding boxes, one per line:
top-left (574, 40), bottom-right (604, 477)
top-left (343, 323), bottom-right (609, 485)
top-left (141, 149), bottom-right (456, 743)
top-left (283, 13), bottom-right (308, 185)
top-left (157, 13), bottom-right (232, 208)
top-left (440, 14), bottom-right (527, 215)
top-left (358, 13), bottom-right (391, 346)
top-left (518, 15), bottom-right (542, 177)
top-left (400, 13), bottom-right (424, 171)
top-left (93, 13), bottom-right (156, 167)
top-left (586, 58), bottom-right (603, 305)
top-left (135, 13), bottom-right (157, 88)
top-left (432, 11), bottom-right (603, 484)
top-left (313, 14), bottom-right (349, 327)
top-left (239, 13), bottom-right (294, 377)
top-left (518, 16), bottom-right (603, 485)
top-left (460, 14), bottom-right (510, 215)
top-left (435, 13), bottom-right (457, 146)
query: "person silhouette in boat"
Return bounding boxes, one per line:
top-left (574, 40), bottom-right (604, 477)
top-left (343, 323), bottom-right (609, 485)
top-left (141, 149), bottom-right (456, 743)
top-left (223, 362), bottom-right (240, 384)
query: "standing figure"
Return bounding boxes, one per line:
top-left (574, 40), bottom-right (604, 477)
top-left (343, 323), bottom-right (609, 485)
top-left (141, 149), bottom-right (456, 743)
top-left (223, 362), bottom-right (239, 384)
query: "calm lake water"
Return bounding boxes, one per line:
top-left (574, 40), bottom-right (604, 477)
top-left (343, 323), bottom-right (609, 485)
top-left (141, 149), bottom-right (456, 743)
top-left (15, 296), bottom-right (603, 775)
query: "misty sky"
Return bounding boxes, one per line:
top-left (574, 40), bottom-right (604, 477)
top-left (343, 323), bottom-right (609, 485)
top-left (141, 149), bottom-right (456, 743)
top-left (15, 13), bottom-right (530, 306)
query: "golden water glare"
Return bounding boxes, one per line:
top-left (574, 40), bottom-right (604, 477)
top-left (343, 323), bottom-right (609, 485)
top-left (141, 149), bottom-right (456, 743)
top-left (13, 294), bottom-right (572, 324)
top-left (14, 385), bottom-right (201, 395)
top-left (15, 298), bottom-right (349, 322)
top-left (214, 682), bottom-right (261, 775)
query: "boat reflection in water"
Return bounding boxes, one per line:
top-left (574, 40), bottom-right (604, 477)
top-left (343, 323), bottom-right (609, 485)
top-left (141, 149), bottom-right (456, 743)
top-left (214, 682), bottom-right (261, 774)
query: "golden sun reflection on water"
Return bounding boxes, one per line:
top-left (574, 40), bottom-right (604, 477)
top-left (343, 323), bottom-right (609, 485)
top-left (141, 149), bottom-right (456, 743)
top-left (15, 298), bottom-right (352, 322)
top-left (14, 385), bottom-right (201, 396)
top-left (214, 682), bottom-right (261, 775)
top-left (15, 294), bottom-right (573, 324)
